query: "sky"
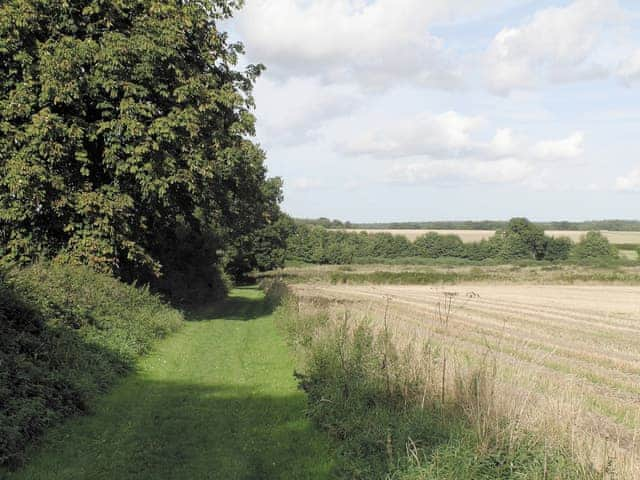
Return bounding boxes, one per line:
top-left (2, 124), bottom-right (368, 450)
top-left (228, 0), bottom-right (640, 222)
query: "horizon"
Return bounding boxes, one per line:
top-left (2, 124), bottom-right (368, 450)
top-left (291, 216), bottom-right (640, 224)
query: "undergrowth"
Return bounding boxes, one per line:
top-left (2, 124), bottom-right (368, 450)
top-left (327, 268), bottom-right (640, 286)
top-left (329, 270), bottom-right (487, 285)
top-left (0, 263), bottom-right (183, 468)
top-left (267, 282), bottom-right (597, 479)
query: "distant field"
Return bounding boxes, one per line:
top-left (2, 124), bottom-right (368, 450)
top-left (342, 228), bottom-right (640, 244)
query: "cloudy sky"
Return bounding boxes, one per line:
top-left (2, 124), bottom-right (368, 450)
top-left (229, 0), bottom-right (640, 222)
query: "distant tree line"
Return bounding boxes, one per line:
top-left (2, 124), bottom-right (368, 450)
top-left (287, 218), bottom-right (619, 264)
top-left (296, 217), bottom-right (354, 229)
top-left (296, 218), bottom-right (640, 232)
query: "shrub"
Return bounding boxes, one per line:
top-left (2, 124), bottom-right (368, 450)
top-left (286, 218), bottom-right (575, 265)
top-left (544, 236), bottom-right (573, 261)
top-left (414, 233), bottom-right (465, 258)
top-left (0, 264), bottom-right (182, 467)
top-left (571, 231), bottom-right (617, 260)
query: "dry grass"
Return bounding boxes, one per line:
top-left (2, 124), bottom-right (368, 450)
top-left (341, 228), bottom-right (640, 244)
top-left (291, 281), bottom-right (640, 478)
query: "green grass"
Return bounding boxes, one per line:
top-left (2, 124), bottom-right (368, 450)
top-left (3, 287), bottom-right (333, 480)
top-left (329, 269), bottom-right (488, 285)
top-left (1, 264), bottom-right (183, 467)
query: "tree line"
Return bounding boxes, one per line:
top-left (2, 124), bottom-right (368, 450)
top-left (298, 218), bottom-right (640, 232)
top-left (287, 218), bottom-right (619, 264)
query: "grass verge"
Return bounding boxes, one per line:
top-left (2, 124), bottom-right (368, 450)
top-left (267, 281), bottom-right (598, 479)
top-left (0, 263), bottom-right (182, 468)
top-left (2, 286), bottom-right (333, 479)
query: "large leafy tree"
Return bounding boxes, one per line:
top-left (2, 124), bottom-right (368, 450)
top-left (0, 0), bottom-right (278, 294)
top-left (224, 178), bottom-right (296, 281)
top-left (498, 217), bottom-right (547, 260)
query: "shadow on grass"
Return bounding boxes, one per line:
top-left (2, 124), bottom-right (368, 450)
top-left (185, 286), bottom-right (277, 322)
top-left (2, 287), bottom-right (332, 479)
top-left (4, 380), bottom-right (333, 480)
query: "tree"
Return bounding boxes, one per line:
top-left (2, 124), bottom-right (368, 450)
top-left (0, 0), bottom-right (276, 297)
top-left (224, 179), bottom-right (293, 281)
top-left (543, 236), bottom-right (572, 261)
top-left (499, 218), bottom-right (547, 260)
top-left (414, 232), bottom-right (465, 258)
top-left (571, 232), bottom-right (617, 260)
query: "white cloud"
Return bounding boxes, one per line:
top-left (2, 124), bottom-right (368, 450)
top-left (340, 111), bottom-right (484, 158)
top-left (488, 128), bottom-right (524, 157)
top-left (533, 132), bottom-right (585, 160)
top-left (388, 158), bottom-right (534, 185)
top-left (617, 49), bottom-right (640, 86)
top-left (485, 0), bottom-right (624, 94)
top-left (291, 177), bottom-right (324, 190)
top-left (338, 110), bottom-right (584, 162)
top-left (335, 110), bottom-right (585, 187)
top-left (229, 0), bottom-right (639, 210)
top-left (615, 167), bottom-right (640, 191)
top-left (254, 77), bottom-right (362, 144)
top-left (235, 0), bottom-right (515, 89)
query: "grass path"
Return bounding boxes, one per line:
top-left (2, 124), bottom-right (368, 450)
top-left (7, 287), bottom-right (333, 480)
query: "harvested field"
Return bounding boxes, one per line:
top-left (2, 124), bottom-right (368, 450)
top-left (341, 228), bottom-right (640, 244)
top-left (342, 229), bottom-right (495, 242)
top-left (292, 282), bottom-right (640, 477)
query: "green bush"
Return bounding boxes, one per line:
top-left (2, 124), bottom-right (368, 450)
top-left (330, 270), bottom-right (471, 285)
top-left (544, 236), bottom-right (573, 261)
top-left (286, 226), bottom-right (417, 265)
top-left (286, 218), bottom-right (583, 266)
top-left (414, 233), bottom-right (465, 258)
top-left (571, 231), bottom-right (617, 260)
top-left (0, 264), bottom-right (182, 467)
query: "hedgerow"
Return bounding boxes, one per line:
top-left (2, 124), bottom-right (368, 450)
top-left (287, 218), bottom-right (621, 266)
top-left (0, 264), bottom-right (182, 468)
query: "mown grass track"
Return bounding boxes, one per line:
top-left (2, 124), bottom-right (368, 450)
top-left (5, 287), bottom-right (333, 480)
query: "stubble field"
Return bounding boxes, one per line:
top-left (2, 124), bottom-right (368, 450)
top-left (291, 279), bottom-right (640, 477)
top-left (343, 228), bottom-right (640, 244)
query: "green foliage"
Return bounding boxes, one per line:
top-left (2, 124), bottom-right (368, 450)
top-left (413, 232), bottom-right (464, 258)
top-left (498, 217), bottom-right (548, 260)
top-left (308, 218), bottom-right (640, 232)
top-left (286, 225), bottom-right (415, 265)
top-left (0, 0), bottom-right (281, 296)
top-left (463, 237), bottom-right (504, 261)
top-left (330, 270), bottom-right (484, 285)
top-left (224, 180), bottom-right (292, 281)
top-left (0, 264), bottom-right (182, 467)
top-left (296, 217), bottom-right (352, 228)
top-left (544, 236), bottom-right (573, 261)
top-left (145, 217), bottom-right (231, 304)
top-left (285, 218), bottom-right (577, 266)
top-left (571, 231), bottom-right (617, 260)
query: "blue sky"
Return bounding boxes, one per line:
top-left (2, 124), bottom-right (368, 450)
top-left (230, 0), bottom-right (640, 222)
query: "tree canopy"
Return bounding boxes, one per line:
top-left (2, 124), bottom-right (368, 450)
top-left (0, 0), bottom-right (283, 299)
